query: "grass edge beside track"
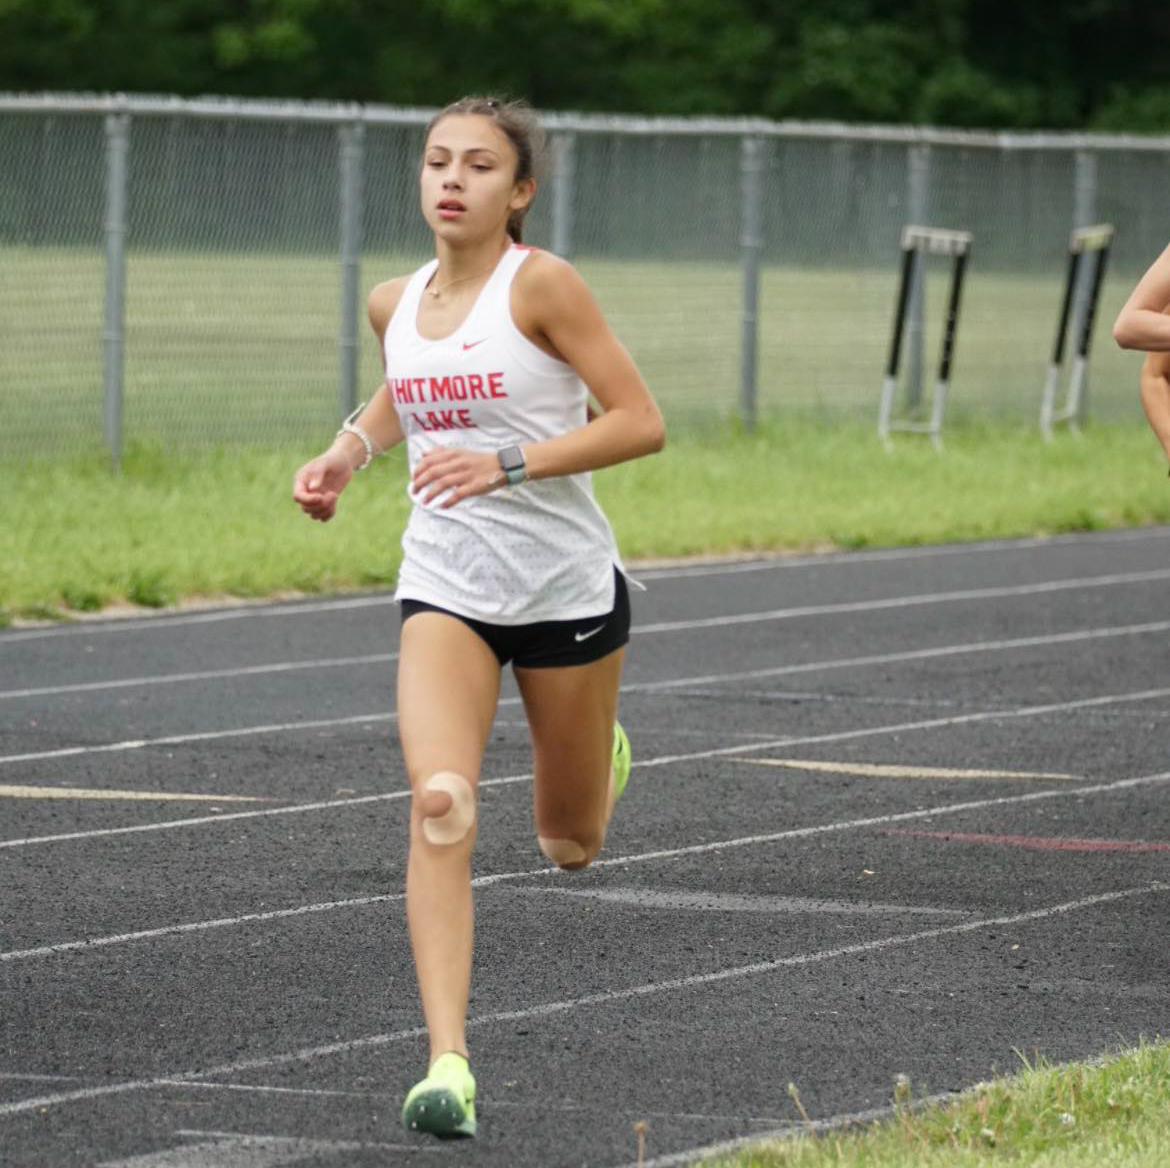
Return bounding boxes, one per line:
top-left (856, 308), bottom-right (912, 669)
top-left (693, 1039), bottom-right (1170, 1167)
top-left (4, 419), bottom-right (1170, 625)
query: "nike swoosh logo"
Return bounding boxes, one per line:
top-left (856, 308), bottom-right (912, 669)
top-left (574, 625), bottom-right (605, 642)
top-left (462, 338), bottom-right (488, 350)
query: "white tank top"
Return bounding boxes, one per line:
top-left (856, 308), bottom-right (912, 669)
top-left (385, 245), bottom-right (623, 624)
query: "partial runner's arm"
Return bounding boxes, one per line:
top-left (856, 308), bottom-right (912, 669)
top-left (508, 250), bottom-right (666, 480)
top-left (1114, 243), bottom-right (1170, 351)
top-left (1140, 348), bottom-right (1170, 465)
top-left (292, 278), bottom-right (409, 522)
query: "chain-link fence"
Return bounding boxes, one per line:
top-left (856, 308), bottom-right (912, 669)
top-left (3, 93), bottom-right (1169, 461)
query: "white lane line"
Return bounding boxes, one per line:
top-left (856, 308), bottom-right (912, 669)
top-left (7, 572), bottom-right (1170, 702)
top-left (5, 767), bottom-right (1169, 963)
top-left (161, 1082), bottom-right (374, 1099)
top-left (632, 526), bottom-right (1170, 581)
top-left (634, 568), bottom-right (1170, 634)
top-left (624, 618), bottom-right (1170, 694)
top-left (8, 612), bottom-right (1165, 773)
top-left (0, 1072), bottom-right (86, 1082)
top-left (6, 616), bottom-right (1169, 772)
top-left (0, 892), bottom-right (411, 962)
top-left (0, 653), bottom-right (398, 701)
top-left (0, 595), bottom-right (405, 642)
top-left (524, 887), bottom-right (969, 916)
top-left (738, 759), bottom-right (1081, 781)
top-left (98, 1133), bottom-right (436, 1166)
top-left (578, 768), bottom-right (1170, 872)
top-left (0, 710), bottom-right (397, 766)
top-left (0, 773), bottom-right (526, 852)
top-left (162, 1082), bottom-right (785, 1124)
top-left (0, 785), bottom-right (273, 803)
top-left (171, 1130), bottom-right (442, 1156)
top-left (3, 682), bottom-right (1168, 851)
top-left (676, 688), bottom-right (960, 710)
top-left (2, 882), bottom-right (1162, 1120)
top-left (7, 527), bottom-right (1169, 645)
top-left (620, 687), bottom-right (1170, 777)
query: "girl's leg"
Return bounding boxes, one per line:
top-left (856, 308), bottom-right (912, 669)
top-left (397, 612), bottom-right (501, 1063)
top-left (513, 646), bottom-right (626, 869)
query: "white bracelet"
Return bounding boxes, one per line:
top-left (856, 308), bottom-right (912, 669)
top-left (336, 404), bottom-right (381, 470)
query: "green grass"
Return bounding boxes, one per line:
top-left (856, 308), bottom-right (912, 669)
top-left (696, 1040), bottom-right (1170, 1167)
top-left (3, 419), bottom-right (1169, 622)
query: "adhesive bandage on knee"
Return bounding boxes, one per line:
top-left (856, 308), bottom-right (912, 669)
top-left (539, 836), bottom-right (589, 868)
top-left (419, 771), bottom-right (476, 845)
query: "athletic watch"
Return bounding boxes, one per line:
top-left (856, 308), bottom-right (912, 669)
top-left (497, 445), bottom-right (527, 486)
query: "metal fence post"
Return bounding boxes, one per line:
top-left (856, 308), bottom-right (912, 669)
top-left (339, 119), bottom-right (365, 420)
top-left (905, 142), bottom-right (931, 414)
top-left (1073, 148), bottom-right (1098, 231)
top-left (103, 106), bottom-right (130, 468)
top-left (1072, 149), bottom-right (1098, 423)
top-left (739, 134), bottom-right (766, 430)
top-left (551, 131), bottom-right (576, 259)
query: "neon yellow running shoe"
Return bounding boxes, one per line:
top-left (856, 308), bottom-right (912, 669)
top-left (612, 720), bottom-right (631, 801)
top-left (401, 1051), bottom-right (476, 1139)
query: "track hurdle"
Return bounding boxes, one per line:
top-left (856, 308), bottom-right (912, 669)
top-left (1040, 223), bottom-right (1115, 439)
top-left (879, 226), bottom-right (973, 450)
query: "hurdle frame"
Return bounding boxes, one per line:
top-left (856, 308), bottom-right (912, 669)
top-left (878, 225), bottom-right (973, 450)
top-left (1040, 223), bottom-right (1115, 439)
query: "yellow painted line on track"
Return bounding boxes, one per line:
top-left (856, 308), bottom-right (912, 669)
top-left (0, 785), bottom-right (274, 803)
top-left (739, 758), bottom-right (1082, 781)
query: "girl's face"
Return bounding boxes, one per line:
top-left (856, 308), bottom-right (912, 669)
top-left (420, 114), bottom-right (534, 242)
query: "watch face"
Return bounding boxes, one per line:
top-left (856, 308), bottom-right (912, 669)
top-left (500, 446), bottom-right (524, 473)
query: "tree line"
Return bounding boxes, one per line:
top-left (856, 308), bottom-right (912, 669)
top-left (3, 0), bottom-right (1169, 131)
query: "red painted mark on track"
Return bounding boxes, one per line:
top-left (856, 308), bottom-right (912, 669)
top-left (886, 829), bottom-right (1170, 853)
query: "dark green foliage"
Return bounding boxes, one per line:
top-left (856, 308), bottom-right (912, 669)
top-left (60, 584), bottom-right (106, 612)
top-left (126, 568), bottom-right (174, 609)
top-left (2, 0), bottom-right (1169, 130)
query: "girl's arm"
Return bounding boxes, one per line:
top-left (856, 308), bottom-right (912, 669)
top-left (356, 278), bottom-right (412, 443)
top-left (292, 279), bottom-right (409, 521)
top-left (1113, 243), bottom-right (1170, 351)
top-left (511, 251), bottom-right (665, 479)
top-left (334, 277), bottom-right (410, 458)
top-left (1140, 349), bottom-right (1170, 464)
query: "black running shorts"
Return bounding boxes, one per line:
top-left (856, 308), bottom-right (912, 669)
top-left (400, 567), bottom-right (630, 668)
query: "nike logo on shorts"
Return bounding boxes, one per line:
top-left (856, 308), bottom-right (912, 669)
top-left (574, 624), bottom-right (605, 642)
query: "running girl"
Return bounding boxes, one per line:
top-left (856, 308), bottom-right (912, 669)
top-left (1113, 243), bottom-right (1170, 464)
top-left (292, 96), bottom-right (665, 1140)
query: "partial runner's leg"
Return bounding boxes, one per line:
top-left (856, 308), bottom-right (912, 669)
top-left (514, 646), bottom-right (626, 869)
top-left (397, 612), bottom-right (500, 1066)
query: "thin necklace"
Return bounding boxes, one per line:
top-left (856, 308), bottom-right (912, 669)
top-left (425, 262), bottom-right (498, 299)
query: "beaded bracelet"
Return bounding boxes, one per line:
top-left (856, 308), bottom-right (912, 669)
top-left (336, 403), bottom-right (381, 470)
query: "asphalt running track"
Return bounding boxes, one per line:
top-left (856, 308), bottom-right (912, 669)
top-left (3, 527), bottom-right (1170, 1168)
